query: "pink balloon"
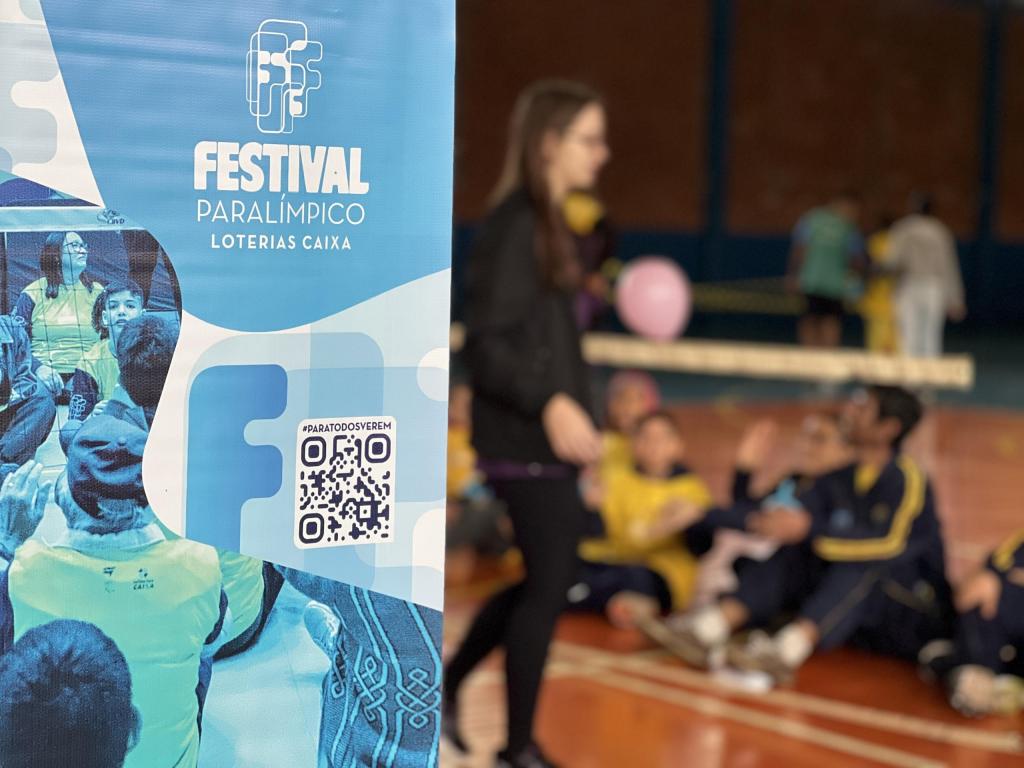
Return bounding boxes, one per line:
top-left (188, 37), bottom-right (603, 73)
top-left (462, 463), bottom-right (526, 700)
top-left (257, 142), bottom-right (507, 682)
top-left (616, 256), bottom-right (692, 341)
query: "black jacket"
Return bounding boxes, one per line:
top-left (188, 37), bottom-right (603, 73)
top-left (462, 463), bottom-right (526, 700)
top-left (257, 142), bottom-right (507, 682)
top-left (465, 190), bottom-right (591, 464)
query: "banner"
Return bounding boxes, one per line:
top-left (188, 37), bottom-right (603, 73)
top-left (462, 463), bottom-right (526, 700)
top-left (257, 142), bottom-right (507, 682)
top-left (0, 0), bottom-right (453, 765)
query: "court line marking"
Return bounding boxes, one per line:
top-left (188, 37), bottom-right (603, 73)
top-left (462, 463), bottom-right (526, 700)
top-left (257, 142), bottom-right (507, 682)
top-left (552, 641), bottom-right (1023, 754)
top-left (457, 658), bottom-right (945, 768)
top-left (446, 617), bottom-right (1021, 754)
top-left (570, 660), bottom-right (947, 768)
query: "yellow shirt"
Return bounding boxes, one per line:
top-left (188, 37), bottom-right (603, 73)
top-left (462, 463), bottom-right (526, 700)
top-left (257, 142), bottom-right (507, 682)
top-left (579, 465), bottom-right (713, 610)
top-left (216, 549), bottom-right (265, 645)
top-left (563, 191), bottom-right (605, 236)
top-left (447, 425), bottom-right (478, 499)
top-left (80, 338), bottom-right (121, 401)
top-left (858, 230), bottom-right (900, 353)
top-left (600, 431), bottom-right (633, 476)
top-left (20, 277), bottom-right (103, 373)
top-left (9, 530), bottom-right (222, 768)
top-left (859, 230), bottom-right (895, 317)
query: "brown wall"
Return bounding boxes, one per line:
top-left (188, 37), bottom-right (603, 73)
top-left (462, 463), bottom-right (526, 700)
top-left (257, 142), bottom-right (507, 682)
top-left (727, 0), bottom-right (983, 235)
top-left (456, 1), bottom-right (987, 236)
top-left (455, 0), bottom-right (708, 229)
top-left (997, 14), bottom-right (1024, 241)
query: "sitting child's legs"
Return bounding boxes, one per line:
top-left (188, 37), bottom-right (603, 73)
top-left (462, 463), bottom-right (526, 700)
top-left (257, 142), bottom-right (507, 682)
top-left (568, 561), bottom-right (670, 628)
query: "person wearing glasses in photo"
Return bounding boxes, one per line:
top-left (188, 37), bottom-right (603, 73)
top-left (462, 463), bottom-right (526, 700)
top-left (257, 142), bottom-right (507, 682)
top-left (14, 231), bottom-right (105, 399)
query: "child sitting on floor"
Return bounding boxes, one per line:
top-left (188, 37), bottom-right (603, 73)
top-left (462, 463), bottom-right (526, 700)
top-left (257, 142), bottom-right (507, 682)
top-left (60, 280), bottom-right (145, 453)
top-left (601, 369), bottom-right (660, 474)
top-left (919, 529), bottom-right (1024, 717)
top-left (654, 387), bottom-right (954, 684)
top-left (570, 410), bottom-right (710, 628)
top-left (580, 370), bottom-right (662, 518)
top-left (691, 413), bottom-right (853, 605)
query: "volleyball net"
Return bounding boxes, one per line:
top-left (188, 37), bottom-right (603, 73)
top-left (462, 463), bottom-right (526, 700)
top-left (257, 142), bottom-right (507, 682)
top-left (449, 323), bottom-right (975, 392)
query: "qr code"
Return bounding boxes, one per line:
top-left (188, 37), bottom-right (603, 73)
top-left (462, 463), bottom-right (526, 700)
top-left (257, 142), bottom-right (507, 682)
top-left (294, 417), bottom-right (396, 548)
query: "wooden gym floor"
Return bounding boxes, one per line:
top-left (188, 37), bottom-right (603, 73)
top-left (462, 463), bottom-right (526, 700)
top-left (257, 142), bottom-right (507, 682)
top-left (442, 401), bottom-right (1024, 768)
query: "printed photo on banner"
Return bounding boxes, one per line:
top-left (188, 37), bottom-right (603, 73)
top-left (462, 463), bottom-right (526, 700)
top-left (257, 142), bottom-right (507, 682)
top-left (0, 172), bottom-right (441, 768)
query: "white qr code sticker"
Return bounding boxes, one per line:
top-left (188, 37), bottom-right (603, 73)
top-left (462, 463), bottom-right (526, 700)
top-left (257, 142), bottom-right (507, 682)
top-left (294, 417), bottom-right (396, 548)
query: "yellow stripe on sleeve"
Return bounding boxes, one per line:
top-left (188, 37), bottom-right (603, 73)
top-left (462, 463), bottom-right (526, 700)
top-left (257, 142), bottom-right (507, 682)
top-left (992, 529), bottom-right (1024, 572)
top-left (813, 457), bottom-right (924, 562)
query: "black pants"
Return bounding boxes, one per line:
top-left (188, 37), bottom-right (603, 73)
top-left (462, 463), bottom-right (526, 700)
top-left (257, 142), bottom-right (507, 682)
top-left (567, 561), bottom-right (672, 614)
top-left (937, 576), bottom-right (1024, 677)
top-left (734, 544), bottom-right (953, 659)
top-left (0, 388), bottom-right (56, 465)
top-left (444, 476), bottom-right (585, 754)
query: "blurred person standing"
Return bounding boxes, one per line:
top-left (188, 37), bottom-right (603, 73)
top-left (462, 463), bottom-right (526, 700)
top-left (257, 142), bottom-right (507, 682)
top-left (442, 80), bottom-right (609, 768)
top-left (788, 190), bottom-right (864, 349)
top-left (887, 193), bottom-right (966, 358)
top-left (860, 215), bottom-right (900, 354)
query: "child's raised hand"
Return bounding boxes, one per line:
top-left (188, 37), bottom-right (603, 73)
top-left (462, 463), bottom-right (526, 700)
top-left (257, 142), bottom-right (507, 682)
top-left (35, 365), bottom-right (64, 396)
top-left (736, 420), bottom-right (779, 471)
top-left (0, 461), bottom-right (50, 557)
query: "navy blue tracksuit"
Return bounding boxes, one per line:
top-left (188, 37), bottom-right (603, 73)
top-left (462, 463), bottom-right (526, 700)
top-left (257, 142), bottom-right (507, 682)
top-left (943, 532), bottom-right (1024, 676)
top-left (731, 456), bottom-right (955, 659)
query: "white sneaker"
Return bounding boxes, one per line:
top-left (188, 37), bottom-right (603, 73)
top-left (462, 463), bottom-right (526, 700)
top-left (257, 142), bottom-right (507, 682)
top-left (993, 674), bottom-right (1024, 715)
top-left (726, 630), bottom-right (797, 685)
top-left (950, 665), bottom-right (996, 717)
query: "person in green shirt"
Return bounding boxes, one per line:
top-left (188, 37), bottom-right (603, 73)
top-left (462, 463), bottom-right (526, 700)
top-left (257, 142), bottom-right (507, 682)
top-left (1, 430), bottom-right (226, 768)
top-left (13, 231), bottom-right (104, 395)
top-left (0, 314), bottom-right (227, 768)
top-left (788, 191), bottom-right (865, 349)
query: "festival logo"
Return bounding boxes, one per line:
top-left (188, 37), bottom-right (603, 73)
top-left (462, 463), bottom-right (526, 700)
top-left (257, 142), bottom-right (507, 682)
top-left (246, 19), bottom-right (323, 135)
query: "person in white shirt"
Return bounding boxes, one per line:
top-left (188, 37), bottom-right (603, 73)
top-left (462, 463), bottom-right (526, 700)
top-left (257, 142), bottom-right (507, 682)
top-left (887, 194), bottom-right (966, 357)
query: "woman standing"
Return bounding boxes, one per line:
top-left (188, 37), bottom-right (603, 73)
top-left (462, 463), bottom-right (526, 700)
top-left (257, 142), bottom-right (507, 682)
top-left (14, 231), bottom-right (103, 396)
top-left (444, 81), bottom-right (610, 768)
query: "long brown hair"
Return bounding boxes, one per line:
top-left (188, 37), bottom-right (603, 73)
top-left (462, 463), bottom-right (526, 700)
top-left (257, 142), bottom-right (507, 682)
top-left (40, 232), bottom-right (95, 299)
top-left (491, 80), bottom-right (603, 290)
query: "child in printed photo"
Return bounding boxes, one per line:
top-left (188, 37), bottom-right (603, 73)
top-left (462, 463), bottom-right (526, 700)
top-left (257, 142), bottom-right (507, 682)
top-left (60, 280), bottom-right (146, 452)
